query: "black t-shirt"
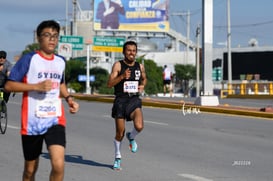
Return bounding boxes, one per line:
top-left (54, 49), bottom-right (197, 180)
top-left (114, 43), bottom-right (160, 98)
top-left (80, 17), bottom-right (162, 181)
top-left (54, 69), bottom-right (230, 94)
top-left (114, 60), bottom-right (142, 96)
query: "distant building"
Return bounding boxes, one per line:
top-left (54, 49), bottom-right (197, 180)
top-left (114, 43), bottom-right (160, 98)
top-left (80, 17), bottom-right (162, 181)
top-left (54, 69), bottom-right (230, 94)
top-left (213, 46), bottom-right (273, 81)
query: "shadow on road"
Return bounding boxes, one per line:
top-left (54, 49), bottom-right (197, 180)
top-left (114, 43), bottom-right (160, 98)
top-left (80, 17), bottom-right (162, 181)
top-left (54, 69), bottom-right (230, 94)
top-left (41, 152), bottom-right (112, 169)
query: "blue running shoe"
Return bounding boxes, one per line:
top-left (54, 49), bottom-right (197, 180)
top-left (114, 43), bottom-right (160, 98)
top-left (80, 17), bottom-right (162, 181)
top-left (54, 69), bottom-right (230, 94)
top-left (113, 158), bottom-right (122, 170)
top-left (126, 132), bottom-right (138, 153)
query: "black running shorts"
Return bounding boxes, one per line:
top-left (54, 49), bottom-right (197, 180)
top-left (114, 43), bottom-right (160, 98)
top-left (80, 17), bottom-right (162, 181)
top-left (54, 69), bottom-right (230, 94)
top-left (21, 125), bottom-right (66, 161)
top-left (163, 80), bottom-right (171, 85)
top-left (112, 95), bottom-right (142, 121)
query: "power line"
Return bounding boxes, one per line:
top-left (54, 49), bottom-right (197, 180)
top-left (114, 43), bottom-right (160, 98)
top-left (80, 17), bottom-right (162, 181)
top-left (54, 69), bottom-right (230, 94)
top-left (215, 20), bottom-right (273, 28)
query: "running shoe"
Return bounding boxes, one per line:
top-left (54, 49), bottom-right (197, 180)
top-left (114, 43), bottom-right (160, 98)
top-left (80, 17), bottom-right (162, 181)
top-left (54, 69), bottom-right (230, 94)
top-left (126, 132), bottom-right (138, 153)
top-left (113, 158), bottom-right (122, 170)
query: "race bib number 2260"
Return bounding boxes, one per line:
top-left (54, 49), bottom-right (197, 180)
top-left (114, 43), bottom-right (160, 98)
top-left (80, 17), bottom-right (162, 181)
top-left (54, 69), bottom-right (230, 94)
top-left (36, 99), bottom-right (62, 118)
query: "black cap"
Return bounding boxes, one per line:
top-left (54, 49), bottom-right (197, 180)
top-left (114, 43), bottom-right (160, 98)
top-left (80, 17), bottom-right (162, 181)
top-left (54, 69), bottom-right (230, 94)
top-left (0, 51), bottom-right (7, 58)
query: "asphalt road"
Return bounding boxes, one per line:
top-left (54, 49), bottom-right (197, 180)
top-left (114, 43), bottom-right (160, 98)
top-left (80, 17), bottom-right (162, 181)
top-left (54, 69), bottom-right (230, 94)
top-left (1, 94), bottom-right (273, 181)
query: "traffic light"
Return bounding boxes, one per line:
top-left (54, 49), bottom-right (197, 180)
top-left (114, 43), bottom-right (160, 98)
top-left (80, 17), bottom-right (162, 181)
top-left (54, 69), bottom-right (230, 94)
top-left (212, 67), bottom-right (222, 81)
top-left (212, 59), bottom-right (222, 81)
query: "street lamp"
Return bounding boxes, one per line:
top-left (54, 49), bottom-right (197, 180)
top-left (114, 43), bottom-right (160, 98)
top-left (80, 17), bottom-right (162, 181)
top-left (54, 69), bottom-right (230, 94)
top-left (86, 39), bottom-right (92, 94)
top-left (227, 0), bottom-right (232, 94)
top-left (196, 24), bottom-right (201, 97)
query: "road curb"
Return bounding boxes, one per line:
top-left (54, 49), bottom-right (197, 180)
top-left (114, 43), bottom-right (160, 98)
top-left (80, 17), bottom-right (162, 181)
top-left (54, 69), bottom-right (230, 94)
top-left (73, 94), bottom-right (273, 119)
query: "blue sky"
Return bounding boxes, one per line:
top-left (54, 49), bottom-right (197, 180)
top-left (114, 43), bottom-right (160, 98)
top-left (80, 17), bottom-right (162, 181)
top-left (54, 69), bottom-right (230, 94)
top-left (1, 0), bottom-right (273, 60)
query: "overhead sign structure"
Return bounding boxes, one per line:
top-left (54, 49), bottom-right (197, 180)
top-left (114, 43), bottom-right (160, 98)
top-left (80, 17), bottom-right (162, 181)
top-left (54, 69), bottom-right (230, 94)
top-left (59, 35), bottom-right (84, 50)
top-left (93, 0), bottom-right (170, 32)
top-left (92, 36), bottom-right (126, 52)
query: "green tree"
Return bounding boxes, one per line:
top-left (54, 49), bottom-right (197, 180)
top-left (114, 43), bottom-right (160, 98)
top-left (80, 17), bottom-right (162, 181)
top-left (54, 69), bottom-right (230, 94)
top-left (90, 67), bottom-right (113, 94)
top-left (65, 60), bottom-right (86, 92)
top-left (137, 58), bottom-right (163, 95)
top-left (22, 43), bottom-right (40, 55)
top-left (175, 64), bottom-right (196, 96)
top-left (22, 42), bottom-right (60, 55)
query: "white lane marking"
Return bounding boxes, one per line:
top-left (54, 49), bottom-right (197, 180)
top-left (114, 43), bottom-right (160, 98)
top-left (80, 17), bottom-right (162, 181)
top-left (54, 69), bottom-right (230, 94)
top-left (178, 174), bottom-right (213, 181)
top-left (102, 115), bottom-right (111, 118)
top-left (7, 100), bottom-right (21, 106)
top-left (102, 115), bottom-right (169, 126)
top-left (145, 120), bottom-right (168, 126)
top-left (7, 125), bottom-right (20, 130)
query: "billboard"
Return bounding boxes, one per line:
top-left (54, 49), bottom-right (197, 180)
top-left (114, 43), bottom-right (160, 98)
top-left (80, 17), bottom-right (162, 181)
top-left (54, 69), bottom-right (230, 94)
top-left (94, 0), bottom-right (169, 32)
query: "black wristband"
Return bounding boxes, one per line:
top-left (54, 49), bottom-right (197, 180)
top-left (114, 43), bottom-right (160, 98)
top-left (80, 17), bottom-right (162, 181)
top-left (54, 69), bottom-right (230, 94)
top-left (65, 95), bottom-right (73, 102)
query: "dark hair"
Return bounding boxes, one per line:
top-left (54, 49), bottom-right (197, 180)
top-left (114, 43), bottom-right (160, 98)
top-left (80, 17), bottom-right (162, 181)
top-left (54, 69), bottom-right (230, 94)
top-left (122, 40), bottom-right (138, 54)
top-left (36, 20), bottom-right (60, 37)
top-left (0, 50), bottom-right (7, 58)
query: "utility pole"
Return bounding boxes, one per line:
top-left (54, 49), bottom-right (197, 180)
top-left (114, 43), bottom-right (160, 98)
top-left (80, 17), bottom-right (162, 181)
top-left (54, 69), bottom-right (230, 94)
top-left (171, 11), bottom-right (190, 63)
top-left (73, 0), bottom-right (77, 36)
top-left (227, 0), bottom-right (232, 94)
top-left (65, 0), bottom-right (68, 35)
top-left (186, 10), bottom-right (190, 64)
top-left (72, 0), bottom-right (77, 58)
top-left (86, 43), bottom-right (91, 94)
top-left (196, 24), bottom-right (201, 97)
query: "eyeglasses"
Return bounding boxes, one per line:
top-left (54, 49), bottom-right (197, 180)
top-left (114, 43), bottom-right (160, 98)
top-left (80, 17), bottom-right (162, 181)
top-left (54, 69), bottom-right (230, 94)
top-left (40, 33), bottom-right (59, 40)
top-left (0, 56), bottom-right (6, 59)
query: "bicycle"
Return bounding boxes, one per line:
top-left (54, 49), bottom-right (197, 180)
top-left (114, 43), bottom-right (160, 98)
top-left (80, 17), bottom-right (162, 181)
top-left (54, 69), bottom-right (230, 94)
top-left (0, 88), bottom-right (8, 134)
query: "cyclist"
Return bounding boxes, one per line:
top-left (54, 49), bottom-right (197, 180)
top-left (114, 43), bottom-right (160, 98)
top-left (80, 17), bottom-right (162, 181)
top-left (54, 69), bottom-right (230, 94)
top-left (0, 50), bottom-right (13, 103)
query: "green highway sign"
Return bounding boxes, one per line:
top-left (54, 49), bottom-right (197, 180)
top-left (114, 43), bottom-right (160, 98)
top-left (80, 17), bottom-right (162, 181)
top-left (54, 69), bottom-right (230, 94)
top-left (93, 36), bottom-right (125, 52)
top-left (59, 35), bottom-right (84, 50)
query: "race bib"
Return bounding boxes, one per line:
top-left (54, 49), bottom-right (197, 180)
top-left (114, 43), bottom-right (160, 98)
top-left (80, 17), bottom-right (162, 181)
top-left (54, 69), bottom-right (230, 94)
top-left (123, 81), bottom-right (139, 93)
top-left (36, 98), bottom-right (62, 118)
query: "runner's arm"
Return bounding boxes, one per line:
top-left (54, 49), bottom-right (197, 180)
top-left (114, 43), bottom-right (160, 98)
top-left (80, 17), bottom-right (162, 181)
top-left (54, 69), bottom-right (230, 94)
top-left (138, 64), bottom-right (147, 92)
top-left (107, 61), bottom-right (124, 88)
top-left (4, 79), bottom-right (52, 92)
top-left (60, 82), bottom-right (79, 114)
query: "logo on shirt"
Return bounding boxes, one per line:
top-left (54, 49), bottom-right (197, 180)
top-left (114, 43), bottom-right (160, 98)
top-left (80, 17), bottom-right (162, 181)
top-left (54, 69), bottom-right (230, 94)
top-left (38, 72), bottom-right (62, 80)
top-left (135, 70), bottom-right (141, 80)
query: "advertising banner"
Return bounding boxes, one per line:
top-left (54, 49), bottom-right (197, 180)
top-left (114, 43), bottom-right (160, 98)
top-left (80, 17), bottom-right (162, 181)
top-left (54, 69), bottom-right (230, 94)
top-left (94, 0), bottom-right (169, 32)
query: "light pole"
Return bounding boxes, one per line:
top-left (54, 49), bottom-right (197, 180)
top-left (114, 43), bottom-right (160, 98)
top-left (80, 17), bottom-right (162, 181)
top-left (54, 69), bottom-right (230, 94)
top-left (171, 11), bottom-right (190, 62)
top-left (227, 0), bottom-right (232, 94)
top-left (86, 42), bottom-right (92, 94)
top-left (65, 0), bottom-right (68, 35)
top-left (196, 24), bottom-right (201, 97)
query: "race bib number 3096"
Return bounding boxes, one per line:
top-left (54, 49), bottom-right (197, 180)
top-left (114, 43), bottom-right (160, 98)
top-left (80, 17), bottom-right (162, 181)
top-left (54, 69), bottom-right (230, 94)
top-left (123, 81), bottom-right (139, 93)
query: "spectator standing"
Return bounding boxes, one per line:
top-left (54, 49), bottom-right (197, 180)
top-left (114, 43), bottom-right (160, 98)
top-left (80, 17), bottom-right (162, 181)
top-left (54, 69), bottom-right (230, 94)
top-left (0, 50), bottom-right (13, 103)
top-left (163, 65), bottom-right (173, 97)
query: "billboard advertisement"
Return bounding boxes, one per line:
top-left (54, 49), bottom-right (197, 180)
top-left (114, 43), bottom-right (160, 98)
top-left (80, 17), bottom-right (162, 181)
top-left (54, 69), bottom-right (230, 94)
top-left (94, 0), bottom-right (169, 32)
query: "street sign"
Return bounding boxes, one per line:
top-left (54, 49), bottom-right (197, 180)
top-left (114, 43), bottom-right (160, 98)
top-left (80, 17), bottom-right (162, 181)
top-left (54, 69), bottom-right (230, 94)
top-left (58, 43), bottom-right (72, 57)
top-left (92, 36), bottom-right (125, 52)
top-left (78, 75), bottom-right (95, 82)
top-left (59, 35), bottom-right (84, 50)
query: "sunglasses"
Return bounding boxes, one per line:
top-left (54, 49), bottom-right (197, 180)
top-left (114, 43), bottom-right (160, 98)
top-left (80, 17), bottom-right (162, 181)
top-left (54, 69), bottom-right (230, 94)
top-left (0, 56), bottom-right (6, 59)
